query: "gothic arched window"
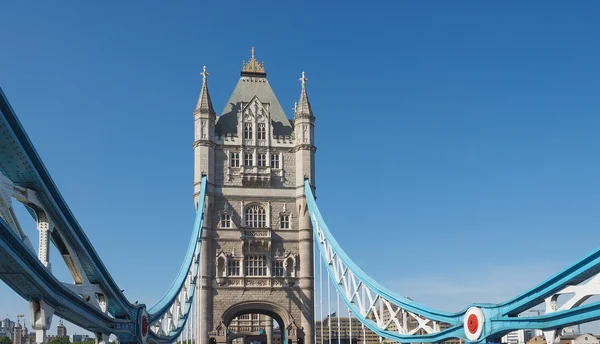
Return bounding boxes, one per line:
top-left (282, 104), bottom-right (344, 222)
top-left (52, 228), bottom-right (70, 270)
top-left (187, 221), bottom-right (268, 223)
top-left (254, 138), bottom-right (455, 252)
top-left (258, 123), bottom-right (266, 140)
top-left (244, 123), bottom-right (253, 139)
top-left (245, 204), bottom-right (266, 228)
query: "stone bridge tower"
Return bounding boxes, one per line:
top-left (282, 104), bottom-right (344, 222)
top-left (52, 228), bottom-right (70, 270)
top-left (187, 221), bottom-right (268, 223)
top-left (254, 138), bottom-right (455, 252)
top-left (193, 49), bottom-right (316, 344)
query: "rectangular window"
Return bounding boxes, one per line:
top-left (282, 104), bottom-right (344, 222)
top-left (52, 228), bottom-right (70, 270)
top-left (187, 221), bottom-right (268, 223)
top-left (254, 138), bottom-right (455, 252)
top-left (227, 260), bottom-right (240, 276)
top-left (244, 254), bottom-right (267, 276)
top-left (240, 314), bottom-right (250, 320)
top-left (258, 123), bottom-right (266, 140)
top-left (257, 153), bottom-right (266, 167)
top-left (272, 260), bottom-right (284, 277)
top-left (244, 153), bottom-right (253, 166)
top-left (231, 153), bottom-right (240, 167)
top-left (280, 214), bottom-right (290, 229)
top-left (271, 154), bottom-right (280, 168)
top-left (220, 213), bottom-right (231, 228)
top-left (244, 123), bottom-right (253, 139)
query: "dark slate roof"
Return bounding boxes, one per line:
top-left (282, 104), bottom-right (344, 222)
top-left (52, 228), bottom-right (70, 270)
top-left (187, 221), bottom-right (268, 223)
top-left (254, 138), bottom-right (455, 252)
top-left (216, 74), bottom-right (293, 136)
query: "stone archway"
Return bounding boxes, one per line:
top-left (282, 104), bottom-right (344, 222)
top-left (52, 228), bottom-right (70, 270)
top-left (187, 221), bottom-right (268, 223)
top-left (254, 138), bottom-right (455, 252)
top-left (220, 300), bottom-right (300, 344)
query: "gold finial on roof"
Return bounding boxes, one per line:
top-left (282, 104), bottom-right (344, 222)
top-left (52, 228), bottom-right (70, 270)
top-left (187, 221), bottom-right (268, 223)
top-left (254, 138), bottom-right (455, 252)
top-left (242, 47), bottom-right (265, 73)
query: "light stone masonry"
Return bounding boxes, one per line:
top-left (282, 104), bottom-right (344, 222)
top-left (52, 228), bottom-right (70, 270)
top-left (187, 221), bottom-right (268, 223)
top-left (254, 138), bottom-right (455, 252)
top-left (193, 49), bottom-right (316, 344)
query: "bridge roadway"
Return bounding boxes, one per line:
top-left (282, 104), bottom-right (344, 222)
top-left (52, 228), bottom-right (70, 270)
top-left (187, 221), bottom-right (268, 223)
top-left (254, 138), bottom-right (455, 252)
top-left (0, 88), bottom-right (142, 342)
top-left (0, 216), bottom-right (137, 337)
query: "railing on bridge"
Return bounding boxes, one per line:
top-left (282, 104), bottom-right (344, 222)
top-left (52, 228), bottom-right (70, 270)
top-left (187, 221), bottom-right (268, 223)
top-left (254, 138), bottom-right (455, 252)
top-left (304, 180), bottom-right (600, 344)
top-left (0, 89), bottom-right (207, 344)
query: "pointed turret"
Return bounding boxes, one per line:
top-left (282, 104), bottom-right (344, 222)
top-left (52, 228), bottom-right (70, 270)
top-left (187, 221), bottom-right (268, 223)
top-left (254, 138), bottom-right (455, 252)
top-left (193, 65), bottom-right (217, 196)
top-left (194, 66), bottom-right (216, 118)
top-left (293, 70), bottom-right (316, 185)
top-left (294, 71), bottom-right (313, 119)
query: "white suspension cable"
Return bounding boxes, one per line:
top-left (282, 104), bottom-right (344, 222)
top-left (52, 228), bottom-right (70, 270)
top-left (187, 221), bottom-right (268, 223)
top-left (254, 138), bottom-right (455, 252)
top-left (337, 292), bottom-right (340, 344)
top-left (349, 309), bottom-right (352, 344)
top-left (328, 271), bottom-right (331, 344)
top-left (193, 289), bottom-right (197, 344)
top-left (320, 252), bottom-right (323, 344)
top-left (200, 249), bottom-right (203, 344)
top-left (362, 325), bottom-right (366, 344)
top-left (313, 235), bottom-right (317, 344)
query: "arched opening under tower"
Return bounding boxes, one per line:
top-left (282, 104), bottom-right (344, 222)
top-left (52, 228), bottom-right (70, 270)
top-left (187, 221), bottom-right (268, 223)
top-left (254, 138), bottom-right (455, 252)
top-left (219, 301), bottom-right (301, 344)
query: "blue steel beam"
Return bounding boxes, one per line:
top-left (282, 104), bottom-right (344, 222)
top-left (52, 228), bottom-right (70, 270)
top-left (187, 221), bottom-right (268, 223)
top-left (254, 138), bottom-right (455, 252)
top-left (0, 216), bottom-right (138, 341)
top-left (304, 180), bottom-right (600, 343)
top-left (148, 175), bottom-right (206, 334)
top-left (0, 88), bottom-right (135, 319)
top-left (0, 88), bottom-right (206, 343)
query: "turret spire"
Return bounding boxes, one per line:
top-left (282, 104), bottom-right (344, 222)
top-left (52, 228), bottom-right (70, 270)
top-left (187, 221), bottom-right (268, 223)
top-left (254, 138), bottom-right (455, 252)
top-left (195, 65), bottom-right (215, 117)
top-left (295, 71), bottom-right (313, 118)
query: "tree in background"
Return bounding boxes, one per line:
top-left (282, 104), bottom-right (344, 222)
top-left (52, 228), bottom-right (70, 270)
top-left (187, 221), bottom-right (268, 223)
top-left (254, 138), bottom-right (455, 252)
top-left (48, 336), bottom-right (70, 344)
top-left (0, 336), bottom-right (12, 344)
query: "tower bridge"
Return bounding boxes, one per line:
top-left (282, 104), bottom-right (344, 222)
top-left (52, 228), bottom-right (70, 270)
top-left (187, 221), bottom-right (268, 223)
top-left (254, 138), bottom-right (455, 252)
top-left (2, 49), bottom-right (600, 344)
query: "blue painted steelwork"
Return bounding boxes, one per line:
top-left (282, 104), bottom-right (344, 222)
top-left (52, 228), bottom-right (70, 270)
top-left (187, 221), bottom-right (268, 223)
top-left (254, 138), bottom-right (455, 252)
top-left (0, 216), bottom-right (137, 339)
top-left (149, 175), bottom-right (206, 321)
top-left (0, 88), bottom-right (205, 343)
top-left (0, 88), bottom-right (135, 319)
top-left (148, 176), bottom-right (207, 342)
top-left (304, 180), bottom-right (600, 343)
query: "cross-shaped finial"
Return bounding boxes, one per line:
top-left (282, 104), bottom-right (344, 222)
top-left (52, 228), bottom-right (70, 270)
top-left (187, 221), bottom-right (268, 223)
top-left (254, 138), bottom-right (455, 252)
top-left (300, 71), bottom-right (308, 86)
top-left (200, 65), bottom-right (209, 81)
top-left (251, 47), bottom-right (255, 59)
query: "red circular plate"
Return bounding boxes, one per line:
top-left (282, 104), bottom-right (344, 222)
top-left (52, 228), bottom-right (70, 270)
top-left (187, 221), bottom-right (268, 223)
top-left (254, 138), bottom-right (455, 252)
top-left (142, 315), bottom-right (149, 337)
top-left (467, 314), bottom-right (478, 334)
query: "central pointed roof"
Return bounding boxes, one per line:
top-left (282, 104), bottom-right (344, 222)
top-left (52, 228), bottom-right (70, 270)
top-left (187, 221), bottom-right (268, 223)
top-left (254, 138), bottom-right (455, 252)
top-left (215, 48), bottom-right (293, 136)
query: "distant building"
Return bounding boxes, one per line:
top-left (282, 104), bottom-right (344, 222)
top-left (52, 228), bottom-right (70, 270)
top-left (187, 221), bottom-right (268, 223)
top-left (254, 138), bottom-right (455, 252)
top-left (57, 321), bottom-right (67, 338)
top-left (72, 334), bottom-right (91, 343)
top-left (0, 328), bottom-right (12, 340)
top-left (21, 324), bottom-right (33, 344)
top-left (527, 336), bottom-right (547, 344)
top-left (0, 318), bottom-right (15, 340)
top-left (502, 329), bottom-right (533, 344)
top-left (316, 317), bottom-right (378, 344)
top-left (560, 334), bottom-right (600, 344)
top-left (363, 301), bottom-right (463, 344)
top-left (13, 323), bottom-right (22, 344)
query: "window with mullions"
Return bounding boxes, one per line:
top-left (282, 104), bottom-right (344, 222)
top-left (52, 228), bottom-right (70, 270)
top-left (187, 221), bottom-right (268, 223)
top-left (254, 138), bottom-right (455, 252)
top-left (271, 154), bottom-right (280, 168)
top-left (244, 254), bottom-right (267, 276)
top-left (245, 205), bottom-right (266, 228)
top-left (258, 123), bottom-right (266, 140)
top-left (231, 153), bottom-right (240, 167)
top-left (220, 213), bottom-right (231, 228)
top-left (244, 153), bottom-right (253, 166)
top-left (227, 260), bottom-right (240, 276)
top-left (257, 153), bottom-right (266, 167)
top-left (244, 123), bottom-right (253, 139)
top-left (280, 214), bottom-right (290, 229)
top-left (272, 260), bottom-right (284, 277)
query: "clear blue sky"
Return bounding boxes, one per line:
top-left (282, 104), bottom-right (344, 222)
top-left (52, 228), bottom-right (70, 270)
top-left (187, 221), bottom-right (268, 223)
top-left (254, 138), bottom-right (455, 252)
top-left (1, 0), bottom-right (600, 337)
